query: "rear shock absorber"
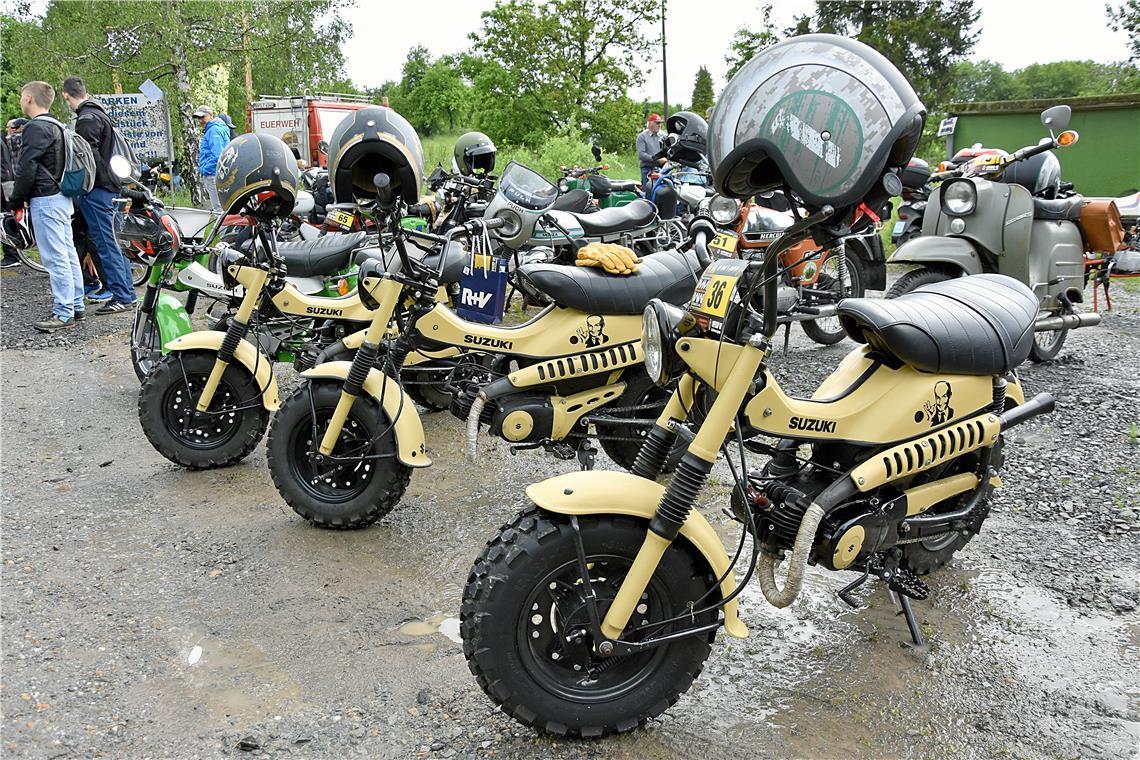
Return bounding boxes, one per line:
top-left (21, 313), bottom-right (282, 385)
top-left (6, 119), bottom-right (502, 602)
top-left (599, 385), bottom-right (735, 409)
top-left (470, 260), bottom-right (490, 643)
top-left (832, 242), bottom-right (851, 293)
top-left (991, 376), bottom-right (1007, 414)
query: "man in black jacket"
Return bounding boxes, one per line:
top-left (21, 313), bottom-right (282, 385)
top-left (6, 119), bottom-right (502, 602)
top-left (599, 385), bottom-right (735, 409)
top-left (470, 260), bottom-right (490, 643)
top-left (61, 76), bottom-right (136, 313)
top-left (9, 81), bottom-right (86, 330)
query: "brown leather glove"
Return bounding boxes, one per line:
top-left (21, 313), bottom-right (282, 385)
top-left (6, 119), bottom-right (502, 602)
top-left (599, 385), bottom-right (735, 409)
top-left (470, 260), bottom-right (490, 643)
top-left (575, 242), bottom-right (640, 275)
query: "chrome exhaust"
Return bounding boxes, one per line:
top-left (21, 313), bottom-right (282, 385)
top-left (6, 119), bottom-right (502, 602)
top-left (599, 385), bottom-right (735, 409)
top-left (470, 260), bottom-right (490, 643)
top-left (777, 304), bottom-right (839, 324)
top-left (1035, 312), bottom-right (1101, 332)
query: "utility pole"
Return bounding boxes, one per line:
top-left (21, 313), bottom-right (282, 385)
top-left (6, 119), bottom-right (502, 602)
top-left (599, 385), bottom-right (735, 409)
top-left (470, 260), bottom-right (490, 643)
top-left (661, 0), bottom-right (668, 119)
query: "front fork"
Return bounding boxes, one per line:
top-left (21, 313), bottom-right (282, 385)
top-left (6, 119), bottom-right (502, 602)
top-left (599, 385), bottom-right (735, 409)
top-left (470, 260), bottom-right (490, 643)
top-left (195, 269), bottom-right (265, 411)
top-left (600, 348), bottom-right (764, 641)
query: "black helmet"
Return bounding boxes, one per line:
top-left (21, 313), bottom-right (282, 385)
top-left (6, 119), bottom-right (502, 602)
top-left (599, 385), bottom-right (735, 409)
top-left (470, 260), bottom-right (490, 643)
top-left (1, 209), bottom-right (33, 250)
top-left (328, 107), bottom-right (424, 205)
top-left (215, 133), bottom-right (300, 219)
top-left (708, 34), bottom-right (926, 216)
top-left (454, 131), bottom-right (497, 176)
top-left (664, 111), bottom-right (707, 167)
top-left (1002, 151), bottom-right (1061, 198)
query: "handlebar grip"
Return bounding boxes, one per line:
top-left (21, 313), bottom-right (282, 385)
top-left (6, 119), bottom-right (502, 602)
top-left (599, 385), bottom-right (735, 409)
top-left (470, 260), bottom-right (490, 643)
top-left (407, 202), bottom-right (432, 218)
top-left (373, 172), bottom-right (393, 206)
top-left (479, 217), bottom-right (507, 231)
top-left (1016, 138), bottom-right (1056, 162)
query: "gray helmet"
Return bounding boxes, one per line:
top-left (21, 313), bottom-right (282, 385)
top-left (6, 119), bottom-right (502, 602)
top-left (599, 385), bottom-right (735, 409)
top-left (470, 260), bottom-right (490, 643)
top-left (328, 107), bottom-right (424, 205)
top-left (1002, 151), bottom-right (1061, 198)
top-left (215, 133), bottom-right (300, 219)
top-left (454, 131), bottom-right (497, 176)
top-left (708, 34), bottom-right (926, 214)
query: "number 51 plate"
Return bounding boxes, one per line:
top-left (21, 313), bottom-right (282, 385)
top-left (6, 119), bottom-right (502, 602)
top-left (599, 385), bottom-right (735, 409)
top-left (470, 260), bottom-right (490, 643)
top-left (709, 232), bottom-right (738, 254)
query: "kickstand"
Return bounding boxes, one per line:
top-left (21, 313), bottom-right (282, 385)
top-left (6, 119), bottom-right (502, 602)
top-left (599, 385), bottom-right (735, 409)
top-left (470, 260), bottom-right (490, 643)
top-left (781, 322), bottom-right (792, 355)
top-left (576, 440), bottom-right (597, 471)
top-left (889, 589), bottom-right (929, 655)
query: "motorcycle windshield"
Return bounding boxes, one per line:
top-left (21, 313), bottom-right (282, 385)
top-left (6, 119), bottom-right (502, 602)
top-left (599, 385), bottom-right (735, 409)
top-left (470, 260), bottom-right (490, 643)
top-left (498, 161), bottom-right (558, 211)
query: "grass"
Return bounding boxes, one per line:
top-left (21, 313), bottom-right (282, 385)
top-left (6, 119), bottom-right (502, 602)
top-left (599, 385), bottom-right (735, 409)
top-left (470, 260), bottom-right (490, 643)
top-left (420, 132), bottom-right (640, 184)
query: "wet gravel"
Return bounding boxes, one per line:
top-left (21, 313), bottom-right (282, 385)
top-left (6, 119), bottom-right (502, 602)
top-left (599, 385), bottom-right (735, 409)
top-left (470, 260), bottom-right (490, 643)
top-left (1, 265), bottom-right (1137, 758)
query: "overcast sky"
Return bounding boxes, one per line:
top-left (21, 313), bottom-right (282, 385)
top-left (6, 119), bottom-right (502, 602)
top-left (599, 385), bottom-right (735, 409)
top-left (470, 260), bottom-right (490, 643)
top-left (343, 0), bottom-right (1134, 103)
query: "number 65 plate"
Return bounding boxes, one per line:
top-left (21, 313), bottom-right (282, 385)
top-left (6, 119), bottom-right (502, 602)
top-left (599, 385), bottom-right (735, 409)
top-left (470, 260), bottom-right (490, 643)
top-left (689, 257), bottom-right (749, 320)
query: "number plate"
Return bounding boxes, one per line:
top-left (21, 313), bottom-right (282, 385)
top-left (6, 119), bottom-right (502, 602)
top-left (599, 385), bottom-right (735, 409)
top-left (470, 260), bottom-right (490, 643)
top-left (690, 258), bottom-right (749, 320)
top-left (709, 232), bottom-right (738, 254)
top-left (892, 220), bottom-right (906, 235)
top-left (328, 209), bottom-right (355, 229)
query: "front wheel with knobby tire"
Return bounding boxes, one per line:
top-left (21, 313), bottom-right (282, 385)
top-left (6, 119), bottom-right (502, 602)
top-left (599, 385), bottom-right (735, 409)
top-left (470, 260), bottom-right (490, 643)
top-left (266, 381), bottom-right (411, 529)
top-left (137, 350), bottom-right (269, 469)
top-left (461, 509), bottom-right (718, 737)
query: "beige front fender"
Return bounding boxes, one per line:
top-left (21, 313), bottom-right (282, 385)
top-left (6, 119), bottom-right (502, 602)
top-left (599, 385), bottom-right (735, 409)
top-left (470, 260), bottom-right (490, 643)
top-left (301, 362), bottom-right (431, 468)
top-left (526, 471), bottom-right (748, 639)
top-left (164, 331), bottom-right (280, 410)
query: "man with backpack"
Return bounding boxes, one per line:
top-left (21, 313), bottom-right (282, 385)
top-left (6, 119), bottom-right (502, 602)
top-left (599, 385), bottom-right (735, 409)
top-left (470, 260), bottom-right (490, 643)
top-left (193, 106), bottom-right (231, 213)
top-left (10, 81), bottom-right (85, 331)
top-left (61, 76), bottom-right (136, 314)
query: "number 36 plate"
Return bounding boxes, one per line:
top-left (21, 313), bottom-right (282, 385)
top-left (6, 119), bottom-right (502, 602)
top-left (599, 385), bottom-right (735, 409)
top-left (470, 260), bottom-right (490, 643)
top-left (689, 258), bottom-right (748, 319)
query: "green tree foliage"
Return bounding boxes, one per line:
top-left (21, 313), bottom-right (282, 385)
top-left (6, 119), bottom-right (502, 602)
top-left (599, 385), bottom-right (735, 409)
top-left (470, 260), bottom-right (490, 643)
top-left (951, 60), bottom-right (1017, 103)
top-left (952, 59), bottom-right (1140, 102)
top-left (466, 0), bottom-right (656, 146)
top-left (725, 4), bottom-right (779, 80)
top-left (387, 48), bottom-right (470, 135)
top-left (690, 66), bottom-right (714, 115)
top-left (1107, 0), bottom-right (1140, 62)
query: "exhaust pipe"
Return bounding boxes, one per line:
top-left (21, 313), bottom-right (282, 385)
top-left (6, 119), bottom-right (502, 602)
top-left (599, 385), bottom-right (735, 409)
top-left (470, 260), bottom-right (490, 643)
top-left (778, 304), bottom-right (839, 324)
top-left (466, 392), bottom-right (487, 462)
top-left (1035, 312), bottom-right (1101, 332)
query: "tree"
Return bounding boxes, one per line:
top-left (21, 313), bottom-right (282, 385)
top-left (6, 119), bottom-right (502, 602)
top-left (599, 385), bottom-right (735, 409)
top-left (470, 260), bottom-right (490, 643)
top-left (388, 49), bottom-right (471, 135)
top-left (951, 60), bottom-right (1017, 103)
top-left (1107, 0), bottom-right (1140, 62)
top-left (467, 0), bottom-right (656, 146)
top-left (690, 66), bottom-right (714, 115)
top-left (725, 4), bottom-right (779, 80)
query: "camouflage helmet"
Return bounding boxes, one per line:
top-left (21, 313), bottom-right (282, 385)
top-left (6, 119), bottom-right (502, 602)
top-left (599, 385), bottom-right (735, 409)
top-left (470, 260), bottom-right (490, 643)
top-left (215, 133), bottom-right (300, 219)
top-left (328, 106), bottom-right (424, 205)
top-left (708, 34), bottom-right (926, 214)
top-left (453, 131), bottom-right (497, 176)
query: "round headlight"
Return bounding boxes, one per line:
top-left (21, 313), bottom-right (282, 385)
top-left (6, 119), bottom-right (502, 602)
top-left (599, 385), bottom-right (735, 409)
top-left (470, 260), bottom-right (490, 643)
top-left (942, 180), bottom-right (976, 216)
top-left (709, 195), bottom-right (741, 226)
top-left (642, 305), bottom-right (664, 384)
top-left (642, 299), bottom-right (699, 387)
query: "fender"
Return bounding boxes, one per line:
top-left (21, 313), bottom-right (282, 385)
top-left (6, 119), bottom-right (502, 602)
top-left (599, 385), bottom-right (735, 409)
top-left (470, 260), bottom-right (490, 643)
top-left (526, 471), bottom-right (748, 639)
top-left (154, 291), bottom-right (194, 353)
top-left (888, 235), bottom-right (983, 275)
top-left (301, 361), bottom-right (431, 468)
top-left (846, 233), bottom-right (887, 291)
top-left (165, 331), bottom-right (280, 410)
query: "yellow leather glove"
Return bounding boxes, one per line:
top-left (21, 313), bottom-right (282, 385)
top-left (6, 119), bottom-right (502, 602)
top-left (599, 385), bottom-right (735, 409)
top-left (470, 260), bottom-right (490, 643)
top-left (575, 242), bottom-right (640, 275)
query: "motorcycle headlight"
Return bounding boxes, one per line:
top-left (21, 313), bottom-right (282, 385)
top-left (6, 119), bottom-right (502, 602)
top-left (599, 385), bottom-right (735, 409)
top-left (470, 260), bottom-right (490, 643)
top-left (642, 298), bottom-right (698, 387)
top-left (942, 180), bottom-right (976, 216)
top-left (709, 195), bottom-right (741, 226)
top-left (356, 257), bottom-right (386, 310)
top-left (215, 247), bottom-right (247, 290)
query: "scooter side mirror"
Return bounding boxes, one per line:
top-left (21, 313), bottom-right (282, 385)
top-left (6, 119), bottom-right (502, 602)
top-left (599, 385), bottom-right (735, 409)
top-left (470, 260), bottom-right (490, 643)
top-left (591, 144), bottom-right (602, 162)
top-left (317, 140), bottom-right (329, 156)
top-left (1040, 105), bottom-right (1071, 131)
top-left (110, 154), bottom-right (135, 181)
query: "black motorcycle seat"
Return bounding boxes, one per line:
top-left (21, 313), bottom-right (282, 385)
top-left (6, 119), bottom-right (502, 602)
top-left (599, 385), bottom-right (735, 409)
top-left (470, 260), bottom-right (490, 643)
top-left (516, 248), bottom-right (702, 315)
top-left (278, 232), bottom-right (369, 278)
top-left (569, 199), bottom-right (657, 237)
top-left (353, 240), bottom-right (467, 284)
top-left (553, 188), bottom-right (593, 214)
top-left (837, 274), bottom-right (1039, 375)
top-left (609, 180), bottom-right (640, 193)
top-left (1033, 196), bottom-right (1083, 221)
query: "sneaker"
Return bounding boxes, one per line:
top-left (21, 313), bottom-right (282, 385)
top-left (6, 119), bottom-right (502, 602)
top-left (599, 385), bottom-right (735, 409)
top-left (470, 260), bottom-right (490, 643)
top-left (86, 288), bottom-right (113, 303)
top-left (33, 315), bottom-right (76, 332)
top-left (0, 257), bottom-right (20, 269)
top-left (95, 300), bottom-right (133, 315)
top-left (73, 310), bottom-right (87, 322)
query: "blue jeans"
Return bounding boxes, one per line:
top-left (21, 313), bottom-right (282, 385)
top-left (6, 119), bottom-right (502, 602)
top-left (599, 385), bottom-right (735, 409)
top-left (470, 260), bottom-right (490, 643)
top-left (29, 193), bottom-right (84, 319)
top-left (78, 186), bottom-right (136, 304)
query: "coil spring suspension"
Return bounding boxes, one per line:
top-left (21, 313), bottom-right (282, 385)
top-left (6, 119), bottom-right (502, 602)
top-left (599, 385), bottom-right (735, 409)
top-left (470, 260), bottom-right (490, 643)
top-left (833, 244), bottom-right (851, 293)
top-left (991, 377), bottom-right (1007, 414)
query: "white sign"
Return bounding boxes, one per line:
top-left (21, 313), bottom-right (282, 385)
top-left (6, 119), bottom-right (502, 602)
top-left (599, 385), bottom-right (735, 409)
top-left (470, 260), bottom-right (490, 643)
top-left (94, 92), bottom-right (174, 162)
top-left (937, 116), bottom-right (958, 138)
top-left (138, 78), bottom-right (164, 102)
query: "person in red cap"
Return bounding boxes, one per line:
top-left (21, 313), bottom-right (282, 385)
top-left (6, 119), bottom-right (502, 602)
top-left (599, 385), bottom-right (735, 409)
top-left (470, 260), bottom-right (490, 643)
top-left (636, 113), bottom-right (666, 187)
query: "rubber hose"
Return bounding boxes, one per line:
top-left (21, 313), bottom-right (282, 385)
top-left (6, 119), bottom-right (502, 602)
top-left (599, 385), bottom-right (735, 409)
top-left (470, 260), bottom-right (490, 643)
top-left (466, 393), bottom-right (487, 462)
top-left (757, 503), bottom-right (825, 608)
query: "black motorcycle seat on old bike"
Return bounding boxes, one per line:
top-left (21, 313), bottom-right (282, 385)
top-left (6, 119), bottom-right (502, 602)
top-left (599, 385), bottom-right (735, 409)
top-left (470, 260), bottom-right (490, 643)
top-left (836, 274), bottom-right (1039, 375)
top-left (567, 199), bottom-right (657, 237)
top-left (277, 232), bottom-right (370, 277)
top-left (516, 247), bottom-right (702, 315)
top-left (353, 239), bottom-right (468, 284)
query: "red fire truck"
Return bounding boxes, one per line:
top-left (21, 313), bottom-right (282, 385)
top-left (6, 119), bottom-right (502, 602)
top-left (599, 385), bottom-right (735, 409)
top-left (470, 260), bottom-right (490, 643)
top-left (248, 93), bottom-right (372, 167)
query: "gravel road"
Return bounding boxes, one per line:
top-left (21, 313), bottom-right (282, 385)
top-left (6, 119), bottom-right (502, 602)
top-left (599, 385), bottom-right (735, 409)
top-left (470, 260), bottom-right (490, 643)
top-left (2, 263), bottom-right (1138, 759)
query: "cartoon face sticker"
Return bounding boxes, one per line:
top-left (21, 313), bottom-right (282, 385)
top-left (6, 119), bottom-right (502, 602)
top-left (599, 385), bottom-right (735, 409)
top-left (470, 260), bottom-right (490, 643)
top-left (916, 381), bottom-right (954, 426)
top-left (571, 315), bottom-right (609, 347)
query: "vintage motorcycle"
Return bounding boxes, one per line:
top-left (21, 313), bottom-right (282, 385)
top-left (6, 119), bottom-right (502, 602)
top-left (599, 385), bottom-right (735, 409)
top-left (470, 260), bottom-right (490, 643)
top-left (264, 164), bottom-right (705, 528)
top-left (459, 33), bottom-right (1058, 738)
top-left (888, 105), bottom-right (1110, 361)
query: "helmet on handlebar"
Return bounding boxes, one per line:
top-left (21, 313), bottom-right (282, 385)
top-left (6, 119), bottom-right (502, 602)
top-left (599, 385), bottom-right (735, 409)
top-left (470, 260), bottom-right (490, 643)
top-left (708, 34), bottom-right (926, 218)
top-left (215, 133), bottom-right (300, 220)
top-left (328, 106), bottom-right (424, 205)
top-left (1, 209), bottom-right (33, 250)
top-left (453, 131), bottom-right (497, 176)
top-left (1001, 151), bottom-right (1062, 198)
top-left (664, 111), bottom-right (707, 167)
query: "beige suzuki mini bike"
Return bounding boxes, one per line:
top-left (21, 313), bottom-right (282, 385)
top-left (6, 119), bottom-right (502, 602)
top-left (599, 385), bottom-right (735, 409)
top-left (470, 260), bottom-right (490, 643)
top-left (265, 166), bottom-right (705, 528)
top-left (459, 34), bottom-right (1058, 737)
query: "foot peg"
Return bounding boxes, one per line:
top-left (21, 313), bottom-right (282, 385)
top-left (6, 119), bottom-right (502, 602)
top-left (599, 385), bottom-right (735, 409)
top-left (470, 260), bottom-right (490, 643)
top-left (885, 567), bottom-right (929, 601)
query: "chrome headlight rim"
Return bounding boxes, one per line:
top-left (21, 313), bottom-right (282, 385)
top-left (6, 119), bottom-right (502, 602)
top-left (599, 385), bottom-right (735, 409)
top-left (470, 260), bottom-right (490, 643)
top-left (941, 179), bottom-right (977, 217)
top-left (708, 194), bottom-right (741, 226)
top-left (642, 298), bottom-right (695, 387)
top-left (642, 305), bottom-right (665, 385)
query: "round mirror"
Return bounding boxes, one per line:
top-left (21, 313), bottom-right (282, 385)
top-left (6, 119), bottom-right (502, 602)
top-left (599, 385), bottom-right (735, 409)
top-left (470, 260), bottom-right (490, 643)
top-left (110, 154), bottom-right (134, 180)
top-left (317, 140), bottom-right (329, 156)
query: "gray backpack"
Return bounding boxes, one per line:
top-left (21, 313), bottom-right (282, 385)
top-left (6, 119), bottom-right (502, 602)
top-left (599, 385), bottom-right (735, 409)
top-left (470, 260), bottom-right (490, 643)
top-left (38, 115), bottom-right (95, 197)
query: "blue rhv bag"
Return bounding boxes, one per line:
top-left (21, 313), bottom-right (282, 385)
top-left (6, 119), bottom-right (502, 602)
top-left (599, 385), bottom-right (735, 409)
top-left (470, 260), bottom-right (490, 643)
top-left (457, 252), bottom-right (510, 324)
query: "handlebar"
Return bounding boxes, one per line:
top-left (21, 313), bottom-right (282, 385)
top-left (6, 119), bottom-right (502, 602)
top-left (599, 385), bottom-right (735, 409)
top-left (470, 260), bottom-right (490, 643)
top-left (1013, 137), bottom-right (1057, 162)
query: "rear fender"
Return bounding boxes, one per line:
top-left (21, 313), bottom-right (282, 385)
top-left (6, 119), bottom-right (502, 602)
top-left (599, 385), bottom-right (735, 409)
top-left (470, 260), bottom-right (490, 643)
top-left (301, 362), bottom-right (431, 468)
top-left (889, 235), bottom-right (983, 275)
top-left (846, 234), bottom-right (886, 290)
top-left (164, 331), bottom-right (280, 410)
top-left (526, 471), bottom-right (748, 639)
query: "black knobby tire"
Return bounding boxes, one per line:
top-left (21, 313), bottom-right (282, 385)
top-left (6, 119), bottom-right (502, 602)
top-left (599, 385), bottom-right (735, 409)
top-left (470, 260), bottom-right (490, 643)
top-left (138, 350), bottom-right (269, 469)
top-left (900, 443), bottom-right (1004, 575)
top-left (1028, 311), bottom-right (1068, 363)
top-left (596, 371), bottom-right (672, 472)
top-left (131, 304), bottom-right (164, 382)
top-left (266, 381), bottom-right (411, 529)
top-left (885, 267), bottom-right (953, 299)
top-left (801, 247), bottom-right (866, 345)
top-left (461, 508), bottom-right (717, 737)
